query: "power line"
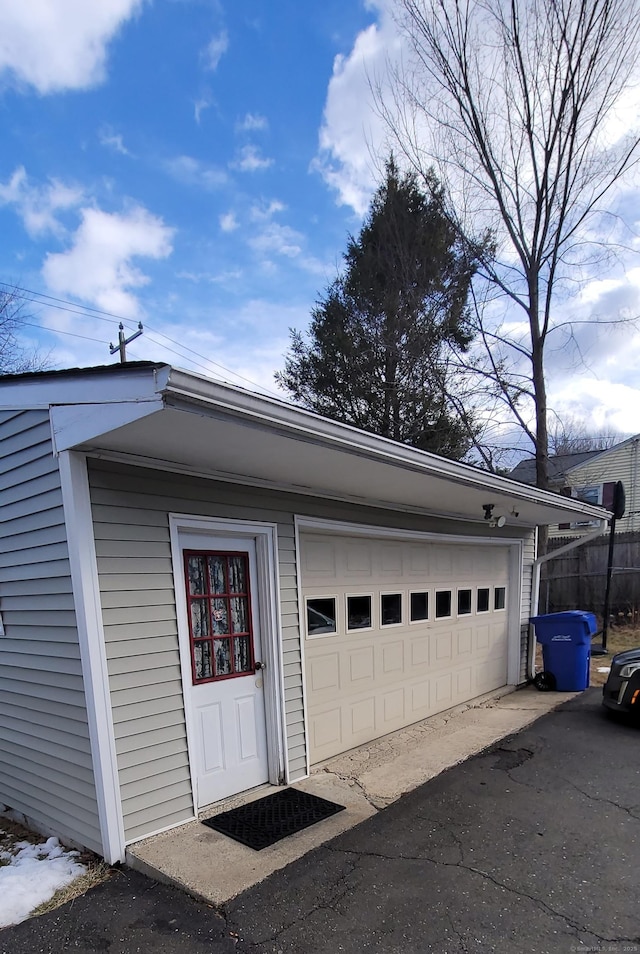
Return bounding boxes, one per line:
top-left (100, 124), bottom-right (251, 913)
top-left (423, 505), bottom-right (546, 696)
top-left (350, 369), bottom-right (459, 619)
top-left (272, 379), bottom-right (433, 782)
top-left (19, 320), bottom-right (111, 346)
top-left (2, 280), bottom-right (284, 397)
top-left (1, 282), bottom-right (133, 324)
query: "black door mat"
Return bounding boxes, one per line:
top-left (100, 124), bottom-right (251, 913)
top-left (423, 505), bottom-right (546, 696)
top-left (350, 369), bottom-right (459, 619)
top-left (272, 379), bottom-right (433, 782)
top-left (201, 787), bottom-right (346, 850)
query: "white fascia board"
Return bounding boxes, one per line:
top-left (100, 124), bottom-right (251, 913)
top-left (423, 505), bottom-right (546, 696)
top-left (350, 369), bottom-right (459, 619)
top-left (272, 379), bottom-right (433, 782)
top-left (50, 400), bottom-right (164, 454)
top-left (163, 368), bottom-right (608, 523)
top-left (0, 364), bottom-right (171, 410)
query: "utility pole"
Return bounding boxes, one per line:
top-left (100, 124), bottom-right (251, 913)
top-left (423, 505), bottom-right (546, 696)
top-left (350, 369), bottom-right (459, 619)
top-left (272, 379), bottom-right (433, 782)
top-left (109, 322), bottom-right (143, 363)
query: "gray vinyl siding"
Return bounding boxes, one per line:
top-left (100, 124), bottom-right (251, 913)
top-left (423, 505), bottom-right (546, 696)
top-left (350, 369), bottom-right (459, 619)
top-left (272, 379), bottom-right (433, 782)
top-left (0, 410), bottom-right (101, 853)
top-left (88, 460), bottom-right (301, 842)
top-left (87, 457), bottom-right (535, 843)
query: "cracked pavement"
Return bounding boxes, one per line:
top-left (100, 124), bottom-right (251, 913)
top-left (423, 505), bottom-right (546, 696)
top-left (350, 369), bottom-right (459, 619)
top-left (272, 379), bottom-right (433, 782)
top-left (3, 690), bottom-right (640, 953)
top-left (225, 691), bottom-right (640, 953)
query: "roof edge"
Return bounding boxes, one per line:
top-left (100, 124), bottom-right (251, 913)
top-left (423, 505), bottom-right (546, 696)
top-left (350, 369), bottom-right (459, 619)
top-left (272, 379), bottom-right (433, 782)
top-left (163, 367), bottom-right (609, 520)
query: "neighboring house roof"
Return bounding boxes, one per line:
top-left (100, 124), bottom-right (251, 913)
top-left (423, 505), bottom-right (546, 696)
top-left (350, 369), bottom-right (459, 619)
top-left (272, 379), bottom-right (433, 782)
top-left (0, 362), bottom-right (611, 529)
top-left (509, 451), bottom-right (602, 486)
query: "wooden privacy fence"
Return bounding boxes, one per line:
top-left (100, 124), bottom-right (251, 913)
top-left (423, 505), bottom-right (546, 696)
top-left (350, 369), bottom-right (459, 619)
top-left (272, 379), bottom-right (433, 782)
top-left (541, 531), bottom-right (640, 620)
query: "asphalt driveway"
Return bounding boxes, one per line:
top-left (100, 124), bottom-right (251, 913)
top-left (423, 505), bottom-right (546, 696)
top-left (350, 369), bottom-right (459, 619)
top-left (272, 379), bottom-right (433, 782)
top-left (3, 690), bottom-right (639, 954)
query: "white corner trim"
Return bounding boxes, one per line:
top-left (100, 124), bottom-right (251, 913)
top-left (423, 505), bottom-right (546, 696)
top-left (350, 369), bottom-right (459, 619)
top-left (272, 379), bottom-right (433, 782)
top-left (168, 514), bottom-right (288, 800)
top-left (58, 451), bottom-right (126, 864)
top-left (507, 540), bottom-right (524, 686)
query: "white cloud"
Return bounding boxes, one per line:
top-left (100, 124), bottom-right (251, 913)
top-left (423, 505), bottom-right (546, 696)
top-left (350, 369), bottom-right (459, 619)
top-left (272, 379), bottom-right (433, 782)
top-left (248, 220), bottom-right (330, 277)
top-left (176, 268), bottom-right (242, 284)
top-left (99, 126), bottom-right (131, 156)
top-left (314, 2), bottom-right (400, 213)
top-left (249, 223), bottom-right (303, 259)
top-left (232, 145), bottom-right (273, 173)
top-left (144, 299), bottom-right (305, 393)
top-left (42, 204), bottom-right (174, 317)
top-left (250, 199), bottom-right (285, 221)
top-left (0, 166), bottom-right (83, 237)
top-left (219, 211), bottom-right (238, 232)
top-left (164, 155), bottom-right (228, 190)
top-left (236, 112), bottom-right (268, 133)
top-left (0, 0), bottom-right (144, 94)
top-left (194, 94), bottom-right (212, 124)
top-left (551, 377), bottom-right (640, 436)
top-left (204, 29), bottom-right (228, 71)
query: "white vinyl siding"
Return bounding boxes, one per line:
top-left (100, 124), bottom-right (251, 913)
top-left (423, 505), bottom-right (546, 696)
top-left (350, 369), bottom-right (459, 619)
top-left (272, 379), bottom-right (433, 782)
top-left (0, 410), bottom-right (101, 853)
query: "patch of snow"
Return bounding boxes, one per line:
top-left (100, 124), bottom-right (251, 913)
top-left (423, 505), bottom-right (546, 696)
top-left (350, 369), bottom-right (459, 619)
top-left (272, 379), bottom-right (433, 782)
top-left (0, 836), bottom-right (87, 928)
top-left (597, 667), bottom-right (611, 673)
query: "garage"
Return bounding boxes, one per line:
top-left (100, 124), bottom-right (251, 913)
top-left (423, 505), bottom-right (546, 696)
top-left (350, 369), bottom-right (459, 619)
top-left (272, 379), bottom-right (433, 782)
top-left (2, 363), bottom-right (611, 863)
top-left (301, 529), bottom-right (513, 763)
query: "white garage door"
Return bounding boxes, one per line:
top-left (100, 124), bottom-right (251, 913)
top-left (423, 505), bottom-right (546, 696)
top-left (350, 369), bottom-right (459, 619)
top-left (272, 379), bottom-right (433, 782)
top-left (301, 532), bottom-right (511, 763)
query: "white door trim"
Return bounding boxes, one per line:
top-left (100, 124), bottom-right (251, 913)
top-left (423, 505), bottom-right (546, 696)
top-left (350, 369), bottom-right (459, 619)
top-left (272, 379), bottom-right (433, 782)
top-left (169, 514), bottom-right (286, 809)
top-left (293, 517), bottom-right (312, 779)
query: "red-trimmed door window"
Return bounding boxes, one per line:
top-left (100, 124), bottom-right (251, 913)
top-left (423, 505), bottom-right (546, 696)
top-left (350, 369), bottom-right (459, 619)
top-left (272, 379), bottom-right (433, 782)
top-left (184, 550), bottom-right (255, 683)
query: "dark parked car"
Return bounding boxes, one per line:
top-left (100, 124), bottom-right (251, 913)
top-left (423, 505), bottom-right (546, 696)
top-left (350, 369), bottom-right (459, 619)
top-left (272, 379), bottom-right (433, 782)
top-left (602, 648), bottom-right (640, 719)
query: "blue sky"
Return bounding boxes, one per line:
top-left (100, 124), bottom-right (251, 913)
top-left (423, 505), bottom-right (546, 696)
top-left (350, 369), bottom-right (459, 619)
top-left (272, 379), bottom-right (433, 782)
top-left (2, 0), bottom-right (640, 443)
top-left (0, 0), bottom-right (378, 395)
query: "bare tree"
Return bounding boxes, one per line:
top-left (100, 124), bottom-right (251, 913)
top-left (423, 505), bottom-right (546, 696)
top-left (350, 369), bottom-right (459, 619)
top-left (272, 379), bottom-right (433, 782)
top-left (0, 286), bottom-right (48, 375)
top-left (379, 0), bottom-right (640, 495)
top-left (548, 415), bottom-right (623, 457)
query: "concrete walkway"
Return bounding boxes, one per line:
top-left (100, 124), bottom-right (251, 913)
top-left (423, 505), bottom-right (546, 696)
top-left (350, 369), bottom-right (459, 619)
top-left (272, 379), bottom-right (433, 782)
top-left (127, 685), bottom-right (577, 905)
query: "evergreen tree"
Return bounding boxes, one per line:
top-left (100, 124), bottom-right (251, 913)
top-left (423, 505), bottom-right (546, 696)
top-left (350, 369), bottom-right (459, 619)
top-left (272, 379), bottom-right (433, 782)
top-left (276, 158), bottom-right (481, 459)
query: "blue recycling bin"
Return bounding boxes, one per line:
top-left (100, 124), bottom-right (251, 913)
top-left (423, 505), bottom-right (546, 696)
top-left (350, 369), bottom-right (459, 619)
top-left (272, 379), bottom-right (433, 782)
top-left (530, 611), bottom-right (597, 691)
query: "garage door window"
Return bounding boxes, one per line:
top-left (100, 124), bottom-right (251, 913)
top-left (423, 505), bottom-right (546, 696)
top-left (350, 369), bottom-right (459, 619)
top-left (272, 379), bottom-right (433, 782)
top-left (410, 591), bottom-right (429, 622)
top-left (347, 594), bottom-right (373, 631)
top-left (477, 588), bottom-right (490, 613)
top-left (494, 586), bottom-right (506, 610)
top-left (381, 593), bottom-right (402, 626)
top-left (435, 589), bottom-right (452, 619)
top-left (306, 597), bottom-right (337, 637)
top-left (457, 588), bottom-right (472, 616)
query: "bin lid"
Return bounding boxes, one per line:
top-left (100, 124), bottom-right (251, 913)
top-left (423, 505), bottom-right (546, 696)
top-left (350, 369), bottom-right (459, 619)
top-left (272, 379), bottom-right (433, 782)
top-left (531, 611), bottom-right (598, 643)
top-left (530, 611), bottom-right (591, 622)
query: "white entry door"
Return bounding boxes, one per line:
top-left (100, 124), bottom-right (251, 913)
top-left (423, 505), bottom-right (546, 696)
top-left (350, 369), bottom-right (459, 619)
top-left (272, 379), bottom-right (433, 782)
top-left (180, 533), bottom-right (269, 807)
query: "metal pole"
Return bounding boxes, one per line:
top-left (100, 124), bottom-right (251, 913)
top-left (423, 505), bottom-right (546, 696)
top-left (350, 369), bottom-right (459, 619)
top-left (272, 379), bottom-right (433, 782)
top-left (601, 514), bottom-right (617, 651)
